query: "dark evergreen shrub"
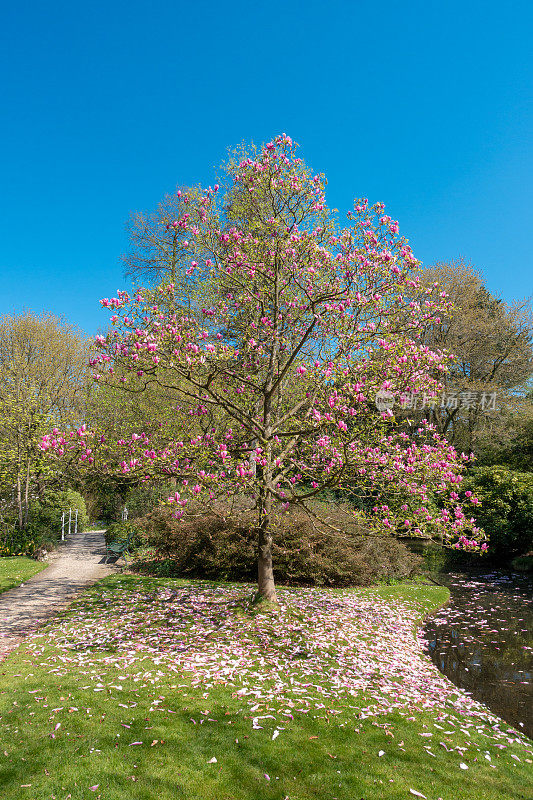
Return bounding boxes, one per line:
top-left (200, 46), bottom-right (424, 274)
top-left (133, 504), bottom-right (421, 587)
top-left (462, 466), bottom-right (533, 563)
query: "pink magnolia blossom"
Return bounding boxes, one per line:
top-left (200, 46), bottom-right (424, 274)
top-left (41, 134), bottom-right (487, 598)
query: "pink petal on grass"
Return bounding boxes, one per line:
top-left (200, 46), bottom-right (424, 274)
top-left (89, 786), bottom-right (99, 792)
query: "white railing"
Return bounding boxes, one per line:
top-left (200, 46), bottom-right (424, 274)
top-left (60, 508), bottom-right (78, 541)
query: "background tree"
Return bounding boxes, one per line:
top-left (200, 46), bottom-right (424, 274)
top-left (45, 136), bottom-right (485, 600)
top-left (472, 393), bottom-right (533, 470)
top-left (0, 312), bottom-right (88, 527)
top-left (79, 372), bottom-right (196, 520)
top-left (417, 259), bottom-right (532, 454)
top-left (121, 186), bottom-right (209, 312)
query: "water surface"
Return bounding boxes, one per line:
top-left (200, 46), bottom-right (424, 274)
top-left (423, 572), bottom-right (533, 739)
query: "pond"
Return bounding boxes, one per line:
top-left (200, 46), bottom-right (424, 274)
top-left (423, 571), bottom-right (533, 739)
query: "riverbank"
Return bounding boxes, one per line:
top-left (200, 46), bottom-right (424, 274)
top-left (0, 576), bottom-right (531, 799)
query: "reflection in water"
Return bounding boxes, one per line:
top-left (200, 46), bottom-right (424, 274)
top-left (423, 572), bottom-right (533, 739)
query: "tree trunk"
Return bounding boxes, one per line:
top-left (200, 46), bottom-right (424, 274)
top-left (257, 526), bottom-right (277, 601)
top-left (257, 491), bottom-right (277, 601)
top-left (16, 427), bottom-right (23, 528)
top-left (256, 261), bottom-right (279, 603)
top-left (16, 472), bottom-right (23, 528)
top-left (23, 459), bottom-right (31, 527)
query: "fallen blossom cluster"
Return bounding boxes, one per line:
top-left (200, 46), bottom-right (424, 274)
top-left (24, 581), bottom-right (532, 769)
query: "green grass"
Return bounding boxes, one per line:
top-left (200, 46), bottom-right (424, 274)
top-left (0, 556), bottom-right (47, 594)
top-left (0, 576), bottom-right (531, 800)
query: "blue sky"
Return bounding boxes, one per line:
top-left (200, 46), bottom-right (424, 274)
top-left (1, 0), bottom-right (531, 334)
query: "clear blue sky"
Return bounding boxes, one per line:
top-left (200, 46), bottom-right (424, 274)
top-left (1, 0), bottom-right (531, 334)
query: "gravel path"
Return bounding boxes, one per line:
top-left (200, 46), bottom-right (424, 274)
top-left (0, 529), bottom-right (117, 660)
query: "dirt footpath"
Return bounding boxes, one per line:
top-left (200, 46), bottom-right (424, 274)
top-left (0, 529), bottom-right (117, 660)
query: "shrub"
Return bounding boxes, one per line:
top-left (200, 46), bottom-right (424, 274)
top-left (0, 524), bottom-right (43, 558)
top-left (133, 503), bottom-right (421, 587)
top-left (462, 466), bottom-right (533, 564)
top-left (0, 489), bottom-right (90, 557)
top-left (511, 553), bottom-right (533, 572)
top-left (104, 520), bottom-right (142, 547)
top-left (31, 489), bottom-right (89, 534)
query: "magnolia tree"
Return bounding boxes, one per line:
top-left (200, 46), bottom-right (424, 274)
top-left (42, 135), bottom-right (485, 600)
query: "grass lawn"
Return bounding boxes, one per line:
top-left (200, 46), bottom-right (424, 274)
top-left (0, 575), bottom-right (531, 799)
top-left (0, 557), bottom-right (47, 594)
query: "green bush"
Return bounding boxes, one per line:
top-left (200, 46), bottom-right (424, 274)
top-left (0, 489), bottom-right (89, 557)
top-left (462, 466), bottom-right (533, 564)
top-left (32, 489), bottom-right (89, 535)
top-left (511, 553), bottom-right (533, 572)
top-left (0, 524), bottom-right (44, 558)
top-left (132, 504), bottom-right (421, 587)
top-left (104, 521), bottom-right (142, 547)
